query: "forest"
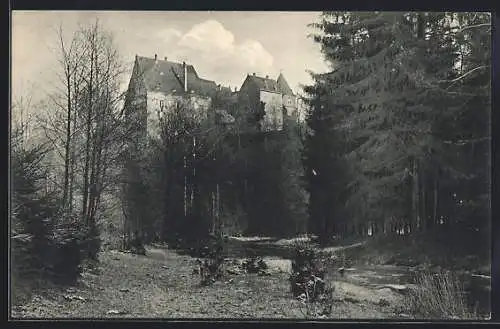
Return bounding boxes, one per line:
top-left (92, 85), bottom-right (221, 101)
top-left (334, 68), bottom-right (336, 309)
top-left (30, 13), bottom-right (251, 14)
top-left (11, 12), bottom-right (491, 319)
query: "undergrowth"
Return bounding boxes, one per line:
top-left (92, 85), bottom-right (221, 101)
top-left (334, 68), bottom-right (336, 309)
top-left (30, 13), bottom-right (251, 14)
top-left (289, 241), bottom-right (335, 318)
top-left (194, 232), bottom-right (228, 286)
top-left (343, 230), bottom-right (490, 272)
top-left (11, 131), bottom-right (102, 306)
top-left (404, 270), bottom-right (479, 319)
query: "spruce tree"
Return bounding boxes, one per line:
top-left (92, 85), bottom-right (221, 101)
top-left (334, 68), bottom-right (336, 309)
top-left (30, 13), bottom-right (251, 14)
top-left (304, 12), bottom-right (490, 243)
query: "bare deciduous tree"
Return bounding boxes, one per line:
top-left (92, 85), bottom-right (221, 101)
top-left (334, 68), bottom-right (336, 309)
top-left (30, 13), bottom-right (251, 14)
top-left (37, 19), bottom-right (128, 229)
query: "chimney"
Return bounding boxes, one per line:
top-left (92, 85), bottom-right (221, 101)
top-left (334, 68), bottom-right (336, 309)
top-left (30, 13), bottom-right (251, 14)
top-left (234, 87), bottom-right (237, 92)
top-left (183, 61), bottom-right (187, 92)
top-left (164, 56), bottom-right (168, 61)
top-left (252, 73), bottom-right (256, 76)
top-left (154, 54), bottom-right (157, 60)
top-left (266, 75), bottom-right (269, 79)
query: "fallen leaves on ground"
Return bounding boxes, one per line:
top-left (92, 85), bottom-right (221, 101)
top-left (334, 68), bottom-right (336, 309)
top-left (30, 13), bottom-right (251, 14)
top-left (11, 247), bottom-right (399, 319)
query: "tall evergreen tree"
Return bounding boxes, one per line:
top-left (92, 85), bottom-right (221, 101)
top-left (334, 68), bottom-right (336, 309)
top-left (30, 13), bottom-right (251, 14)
top-left (304, 12), bottom-right (490, 243)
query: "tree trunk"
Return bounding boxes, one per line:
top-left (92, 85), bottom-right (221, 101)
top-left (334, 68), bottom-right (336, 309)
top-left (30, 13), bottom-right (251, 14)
top-left (211, 190), bottom-right (216, 233)
top-left (192, 136), bottom-right (197, 217)
top-left (62, 67), bottom-right (72, 210)
top-left (88, 130), bottom-right (98, 222)
top-left (411, 159), bottom-right (420, 235)
top-left (162, 149), bottom-right (173, 241)
top-left (87, 120), bottom-right (100, 222)
top-left (68, 88), bottom-right (78, 215)
top-left (68, 64), bottom-right (84, 215)
top-left (420, 166), bottom-right (426, 232)
top-left (87, 47), bottom-right (103, 223)
top-left (433, 169), bottom-right (439, 227)
top-left (82, 44), bottom-right (95, 222)
top-left (89, 118), bottom-right (106, 224)
top-left (216, 182), bottom-right (220, 231)
top-left (417, 12), bottom-right (425, 39)
top-left (183, 155), bottom-right (187, 217)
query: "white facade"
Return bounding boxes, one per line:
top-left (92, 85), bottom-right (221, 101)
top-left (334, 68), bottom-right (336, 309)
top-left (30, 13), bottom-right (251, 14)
top-left (260, 90), bottom-right (284, 131)
top-left (282, 94), bottom-right (298, 116)
top-left (146, 91), bottom-right (212, 139)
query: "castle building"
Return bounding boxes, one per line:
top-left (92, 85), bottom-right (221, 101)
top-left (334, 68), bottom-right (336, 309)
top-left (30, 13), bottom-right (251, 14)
top-left (237, 73), bottom-right (298, 131)
top-left (123, 54), bottom-right (227, 139)
top-left (123, 54), bottom-right (298, 138)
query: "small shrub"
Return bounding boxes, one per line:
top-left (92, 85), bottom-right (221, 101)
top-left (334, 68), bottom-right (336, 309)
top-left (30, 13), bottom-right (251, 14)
top-left (288, 241), bottom-right (337, 318)
top-left (404, 270), bottom-right (479, 319)
top-left (48, 217), bottom-right (100, 284)
top-left (378, 298), bottom-right (390, 307)
top-left (195, 232), bottom-right (227, 286)
top-left (11, 233), bottom-right (37, 292)
top-left (289, 242), bottom-right (329, 302)
top-left (297, 282), bottom-right (336, 318)
top-left (197, 257), bottom-right (225, 286)
top-left (49, 237), bottom-right (83, 284)
top-left (12, 208), bottom-right (98, 287)
top-left (242, 256), bottom-right (268, 274)
top-left (82, 221), bottom-right (102, 261)
top-left (127, 230), bottom-right (146, 255)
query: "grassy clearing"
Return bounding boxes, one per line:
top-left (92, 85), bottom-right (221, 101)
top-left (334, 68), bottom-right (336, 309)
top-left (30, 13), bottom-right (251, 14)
top-left (403, 270), bottom-right (480, 320)
top-left (10, 247), bottom-right (399, 319)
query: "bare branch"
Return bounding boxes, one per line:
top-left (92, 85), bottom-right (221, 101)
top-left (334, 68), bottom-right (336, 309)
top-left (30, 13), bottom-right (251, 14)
top-left (441, 65), bottom-right (490, 91)
top-left (440, 65), bottom-right (489, 84)
top-left (443, 137), bottom-right (490, 146)
top-left (456, 23), bottom-right (491, 34)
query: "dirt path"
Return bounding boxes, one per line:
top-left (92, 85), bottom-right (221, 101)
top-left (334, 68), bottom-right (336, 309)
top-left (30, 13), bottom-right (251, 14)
top-left (11, 247), bottom-right (404, 319)
top-left (318, 241), bottom-right (367, 254)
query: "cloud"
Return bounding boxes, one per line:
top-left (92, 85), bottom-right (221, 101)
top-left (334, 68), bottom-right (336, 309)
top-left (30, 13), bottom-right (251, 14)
top-left (156, 20), bottom-right (275, 88)
top-left (154, 28), bottom-right (182, 43)
top-left (178, 20), bottom-right (235, 53)
top-left (238, 40), bottom-right (273, 68)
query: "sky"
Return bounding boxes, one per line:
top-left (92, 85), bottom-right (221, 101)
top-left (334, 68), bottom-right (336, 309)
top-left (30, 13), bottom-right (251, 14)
top-left (12, 11), bottom-right (330, 106)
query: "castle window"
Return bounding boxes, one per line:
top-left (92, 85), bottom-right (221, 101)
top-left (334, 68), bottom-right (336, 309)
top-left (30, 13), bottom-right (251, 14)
top-left (160, 100), bottom-right (165, 111)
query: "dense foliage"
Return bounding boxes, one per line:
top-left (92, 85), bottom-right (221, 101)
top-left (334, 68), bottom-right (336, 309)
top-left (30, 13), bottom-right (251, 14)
top-left (303, 12), bottom-right (490, 253)
top-left (11, 128), bottom-right (100, 287)
top-left (125, 94), bottom-right (310, 251)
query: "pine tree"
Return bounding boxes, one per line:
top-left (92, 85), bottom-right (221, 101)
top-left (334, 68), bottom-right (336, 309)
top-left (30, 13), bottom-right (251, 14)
top-left (280, 118), bottom-right (309, 235)
top-left (430, 13), bottom-right (491, 244)
top-left (303, 82), bottom-right (351, 242)
top-left (305, 12), bottom-right (490, 242)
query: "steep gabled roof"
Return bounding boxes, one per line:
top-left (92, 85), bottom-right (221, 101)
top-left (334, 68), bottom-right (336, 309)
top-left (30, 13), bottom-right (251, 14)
top-left (244, 73), bottom-right (295, 96)
top-left (246, 74), bottom-right (280, 93)
top-left (134, 55), bottom-right (219, 97)
top-left (277, 73), bottom-right (294, 96)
